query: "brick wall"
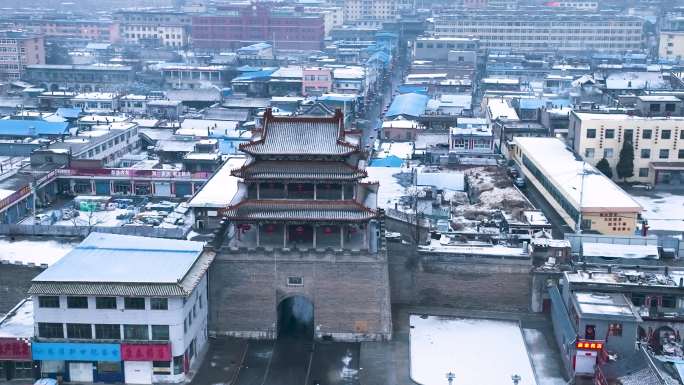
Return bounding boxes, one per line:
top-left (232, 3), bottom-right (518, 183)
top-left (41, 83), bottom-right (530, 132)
top-left (207, 250), bottom-right (392, 341)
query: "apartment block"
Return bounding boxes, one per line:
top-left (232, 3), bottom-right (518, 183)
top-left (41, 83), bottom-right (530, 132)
top-left (432, 10), bottom-right (643, 53)
top-left (342, 0), bottom-right (413, 23)
top-left (570, 111), bottom-right (684, 186)
top-left (659, 31), bottom-right (684, 60)
top-left (0, 30), bottom-right (45, 81)
top-left (114, 9), bottom-right (190, 48)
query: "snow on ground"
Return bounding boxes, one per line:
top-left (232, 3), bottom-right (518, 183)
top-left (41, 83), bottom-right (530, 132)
top-left (522, 329), bottom-right (567, 385)
top-left (0, 298), bottom-right (33, 338)
top-left (410, 315), bottom-right (537, 385)
top-left (0, 188), bottom-right (14, 200)
top-left (365, 166), bottom-right (412, 209)
top-left (0, 236), bottom-right (78, 265)
top-left (631, 192), bottom-right (684, 232)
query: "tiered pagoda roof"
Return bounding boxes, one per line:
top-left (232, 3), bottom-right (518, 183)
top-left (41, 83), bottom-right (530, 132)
top-left (222, 200), bottom-right (376, 222)
top-left (239, 109), bottom-right (358, 157)
top-left (232, 160), bottom-right (367, 181)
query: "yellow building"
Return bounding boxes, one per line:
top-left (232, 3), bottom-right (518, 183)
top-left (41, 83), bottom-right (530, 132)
top-left (512, 137), bottom-right (642, 235)
top-left (569, 111), bottom-right (684, 186)
top-left (659, 31), bottom-right (684, 60)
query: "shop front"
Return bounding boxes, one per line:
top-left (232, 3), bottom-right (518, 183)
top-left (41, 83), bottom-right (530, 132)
top-left (121, 343), bottom-right (171, 384)
top-left (32, 342), bottom-right (122, 383)
top-left (0, 338), bottom-right (34, 381)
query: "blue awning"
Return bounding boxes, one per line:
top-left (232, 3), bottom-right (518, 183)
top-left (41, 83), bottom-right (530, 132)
top-left (386, 93), bottom-right (428, 118)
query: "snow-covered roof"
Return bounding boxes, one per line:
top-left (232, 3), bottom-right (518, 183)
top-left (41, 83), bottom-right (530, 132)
top-left (514, 137), bottom-right (642, 212)
top-left (177, 119), bottom-right (243, 138)
top-left (582, 242), bottom-right (659, 259)
top-left (605, 72), bottom-right (668, 90)
top-left (364, 167), bottom-right (408, 209)
top-left (72, 92), bottom-right (118, 100)
top-left (32, 233), bottom-right (205, 285)
top-left (0, 236), bottom-right (76, 266)
top-left (333, 66), bottom-right (365, 80)
top-left (487, 98), bottom-right (520, 121)
top-left (572, 292), bottom-right (640, 319)
top-left (637, 95), bottom-right (680, 102)
top-left (188, 156), bottom-right (247, 208)
top-left (0, 298), bottom-right (33, 338)
top-left (415, 169), bottom-right (465, 191)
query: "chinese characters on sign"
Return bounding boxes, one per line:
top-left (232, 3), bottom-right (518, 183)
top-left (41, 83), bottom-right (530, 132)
top-left (121, 344), bottom-right (171, 361)
top-left (31, 342), bottom-right (121, 362)
top-left (0, 338), bottom-right (31, 360)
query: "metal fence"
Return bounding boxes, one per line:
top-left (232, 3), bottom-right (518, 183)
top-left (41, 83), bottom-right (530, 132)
top-left (0, 224), bottom-right (188, 239)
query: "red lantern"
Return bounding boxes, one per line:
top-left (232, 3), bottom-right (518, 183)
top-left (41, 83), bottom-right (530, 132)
top-left (350, 226), bottom-right (357, 234)
top-left (265, 225), bottom-right (275, 234)
top-left (323, 226), bottom-right (333, 235)
top-left (296, 226), bottom-right (305, 234)
top-left (242, 224), bottom-right (251, 231)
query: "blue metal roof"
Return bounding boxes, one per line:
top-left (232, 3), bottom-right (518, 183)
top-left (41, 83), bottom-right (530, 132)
top-left (386, 93), bottom-right (429, 118)
top-left (236, 65), bottom-right (263, 72)
top-left (519, 99), bottom-right (545, 109)
top-left (232, 69), bottom-right (277, 82)
top-left (0, 120), bottom-right (69, 136)
top-left (56, 107), bottom-right (83, 119)
top-left (369, 155), bottom-right (404, 167)
top-left (397, 85), bottom-right (428, 95)
top-left (318, 94), bottom-right (358, 103)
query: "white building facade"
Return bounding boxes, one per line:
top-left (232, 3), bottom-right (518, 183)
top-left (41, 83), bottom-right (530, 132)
top-left (29, 233), bottom-right (212, 384)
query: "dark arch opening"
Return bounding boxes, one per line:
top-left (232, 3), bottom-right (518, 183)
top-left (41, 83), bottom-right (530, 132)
top-left (277, 295), bottom-right (314, 339)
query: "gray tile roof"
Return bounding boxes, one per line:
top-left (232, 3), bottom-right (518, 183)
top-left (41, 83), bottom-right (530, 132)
top-left (240, 111), bottom-right (358, 156)
top-left (223, 200), bottom-right (376, 222)
top-left (232, 160), bottom-right (366, 181)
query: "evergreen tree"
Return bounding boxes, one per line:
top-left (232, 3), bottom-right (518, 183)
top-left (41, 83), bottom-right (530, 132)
top-left (596, 157), bottom-right (613, 179)
top-left (616, 141), bottom-right (635, 181)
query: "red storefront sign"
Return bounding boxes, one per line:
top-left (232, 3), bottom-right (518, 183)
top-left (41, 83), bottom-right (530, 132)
top-left (121, 344), bottom-right (171, 361)
top-left (0, 338), bottom-right (31, 360)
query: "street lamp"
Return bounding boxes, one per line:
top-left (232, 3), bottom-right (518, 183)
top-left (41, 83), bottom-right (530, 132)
top-left (511, 374), bottom-right (521, 385)
top-left (446, 372), bottom-right (455, 385)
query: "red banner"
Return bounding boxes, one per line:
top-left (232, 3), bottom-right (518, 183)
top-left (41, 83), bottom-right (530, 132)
top-left (121, 344), bottom-right (171, 361)
top-left (0, 338), bottom-right (31, 360)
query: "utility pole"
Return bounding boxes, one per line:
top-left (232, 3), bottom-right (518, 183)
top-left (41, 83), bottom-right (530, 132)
top-left (575, 162), bottom-right (588, 234)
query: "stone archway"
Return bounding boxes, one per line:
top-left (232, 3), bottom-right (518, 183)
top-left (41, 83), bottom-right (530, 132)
top-left (277, 295), bottom-right (314, 339)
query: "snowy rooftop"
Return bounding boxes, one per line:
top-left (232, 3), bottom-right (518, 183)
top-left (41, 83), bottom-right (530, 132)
top-left (364, 167), bottom-right (409, 209)
top-left (420, 240), bottom-right (528, 257)
top-left (631, 192), bottom-right (684, 232)
top-left (0, 298), bottom-right (33, 338)
top-left (572, 292), bottom-right (640, 319)
top-left (72, 92), bottom-right (118, 100)
top-left (487, 99), bottom-right (520, 121)
top-left (514, 137), bottom-right (641, 212)
top-left (582, 242), bottom-right (659, 260)
top-left (377, 142), bottom-right (414, 160)
top-left (410, 315), bottom-right (537, 385)
top-left (188, 156), bottom-right (247, 208)
top-left (573, 112), bottom-right (684, 122)
top-left (177, 119), bottom-right (243, 138)
top-left (32, 233), bottom-right (205, 284)
top-left (605, 72), bottom-right (668, 90)
top-left (415, 169), bottom-right (465, 191)
top-left (637, 95), bottom-right (680, 102)
top-left (566, 270), bottom-right (684, 288)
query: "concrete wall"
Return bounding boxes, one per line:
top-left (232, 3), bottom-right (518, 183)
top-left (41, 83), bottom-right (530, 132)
top-left (0, 262), bottom-right (43, 314)
top-left (388, 244), bottom-right (532, 312)
top-left (207, 248), bottom-right (392, 341)
top-left (0, 224), bottom-right (187, 239)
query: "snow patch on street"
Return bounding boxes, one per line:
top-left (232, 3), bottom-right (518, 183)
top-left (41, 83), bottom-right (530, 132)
top-left (522, 329), bottom-right (567, 385)
top-left (409, 315), bottom-right (537, 385)
top-left (0, 236), bottom-right (77, 265)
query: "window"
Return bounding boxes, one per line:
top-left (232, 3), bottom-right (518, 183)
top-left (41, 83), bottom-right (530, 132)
top-left (608, 323), bottom-right (623, 336)
top-left (604, 148), bottom-right (614, 158)
top-left (605, 129), bottom-right (615, 139)
top-left (643, 129), bottom-right (652, 139)
top-left (679, 149), bottom-right (684, 159)
top-left (584, 324), bottom-right (596, 340)
top-left (67, 296), bottom-right (88, 309)
top-left (66, 323), bottom-right (92, 339)
top-left (123, 324), bottom-right (149, 340)
top-left (585, 148), bottom-right (595, 158)
top-left (666, 103), bottom-right (676, 112)
top-left (639, 168), bottom-right (649, 177)
top-left (95, 324), bottom-right (121, 339)
top-left (173, 356), bottom-right (184, 375)
top-left (38, 296), bottom-right (60, 308)
top-left (586, 129), bottom-right (596, 138)
top-left (150, 298), bottom-right (168, 310)
top-left (641, 149), bottom-right (651, 159)
top-left (650, 103), bottom-right (661, 112)
top-left (151, 325), bottom-right (170, 340)
top-left (662, 130), bottom-right (672, 140)
top-left (96, 297), bottom-right (117, 309)
top-left (153, 361), bottom-right (171, 375)
top-left (660, 149), bottom-right (670, 159)
top-left (124, 297), bottom-right (145, 310)
top-left (38, 322), bottom-right (63, 338)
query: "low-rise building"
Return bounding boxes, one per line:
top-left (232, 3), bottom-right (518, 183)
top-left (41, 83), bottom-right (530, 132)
top-left (71, 92), bottom-right (120, 114)
top-left (569, 112), bottom-right (684, 185)
top-left (28, 232), bottom-right (212, 384)
top-left (512, 137), bottom-right (642, 235)
top-left (24, 64), bottom-right (135, 93)
top-left (0, 298), bottom-right (34, 382)
top-left (302, 67), bottom-right (333, 96)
